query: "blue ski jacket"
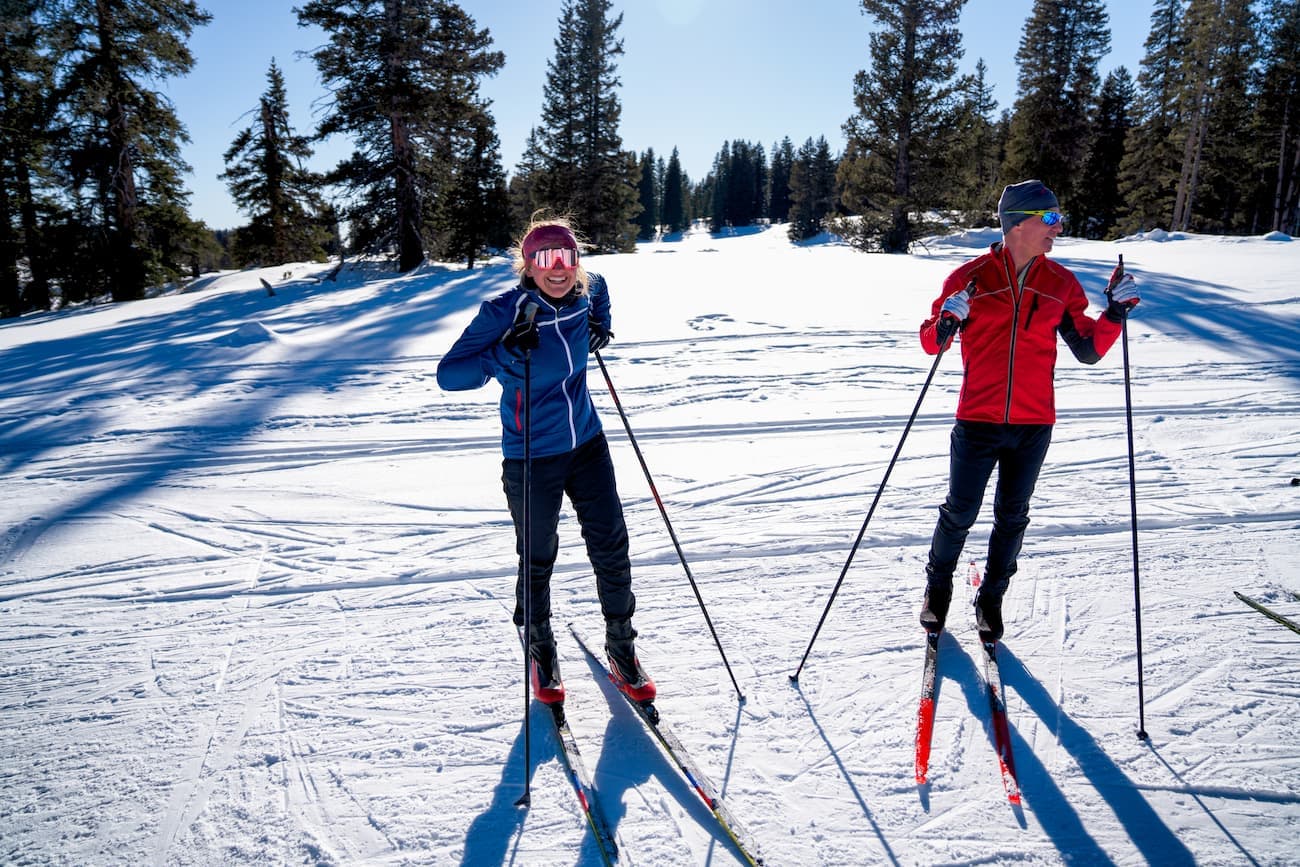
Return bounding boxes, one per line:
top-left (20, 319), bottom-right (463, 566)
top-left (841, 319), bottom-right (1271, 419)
top-left (436, 273), bottom-right (611, 459)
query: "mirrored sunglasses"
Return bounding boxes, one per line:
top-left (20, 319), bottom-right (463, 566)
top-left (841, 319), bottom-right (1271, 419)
top-left (1009, 209), bottom-right (1065, 226)
top-left (530, 247), bottom-right (579, 269)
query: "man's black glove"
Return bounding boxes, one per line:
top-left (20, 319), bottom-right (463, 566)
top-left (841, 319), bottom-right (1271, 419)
top-left (1105, 273), bottom-right (1140, 322)
top-left (588, 319), bottom-right (613, 353)
top-left (501, 303), bottom-right (540, 357)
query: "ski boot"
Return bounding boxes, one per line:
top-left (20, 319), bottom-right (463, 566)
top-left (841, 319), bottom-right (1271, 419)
top-left (920, 579), bottom-right (952, 635)
top-left (524, 620), bottom-right (565, 707)
top-left (605, 619), bottom-right (657, 720)
top-left (975, 592), bottom-right (1004, 644)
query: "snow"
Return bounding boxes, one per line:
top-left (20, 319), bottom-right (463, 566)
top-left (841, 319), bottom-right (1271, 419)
top-left (1, 227), bottom-right (1298, 865)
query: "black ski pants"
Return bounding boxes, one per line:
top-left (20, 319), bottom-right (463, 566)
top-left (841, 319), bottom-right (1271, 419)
top-left (925, 420), bottom-right (1053, 599)
top-left (502, 432), bottom-right (635, 628)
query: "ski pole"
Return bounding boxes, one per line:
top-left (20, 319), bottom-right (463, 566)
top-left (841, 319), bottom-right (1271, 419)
top-left (514, 300), bottom-right (539, 808)
top-left (593, 351), bottom-right (745, 702)
top-left (791, 280), bottom-right (974, 683)
top-left (1108, 255), bottom-right (1148, 740)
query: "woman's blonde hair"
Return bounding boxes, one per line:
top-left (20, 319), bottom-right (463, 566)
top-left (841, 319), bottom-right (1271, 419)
top-left (513, 212), bottom-right (590, 293)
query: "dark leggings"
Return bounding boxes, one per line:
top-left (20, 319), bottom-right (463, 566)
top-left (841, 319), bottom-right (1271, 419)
top-left (502, 433), bottom-right (635, 627)
top-left (925, 421), bottom-right (1053, 598)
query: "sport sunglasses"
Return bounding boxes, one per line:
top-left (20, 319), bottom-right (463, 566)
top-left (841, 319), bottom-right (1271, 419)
top-left (530, 247), bottom-right (579, 268)
top-left (1008, 209), bottom-right (1065, 226)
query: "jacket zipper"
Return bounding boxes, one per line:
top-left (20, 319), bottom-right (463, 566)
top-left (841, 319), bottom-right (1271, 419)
top-left (1001, 252), bottom-right (1024, 423)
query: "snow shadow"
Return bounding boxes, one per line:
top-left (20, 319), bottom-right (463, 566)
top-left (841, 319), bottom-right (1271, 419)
top-left (791, 684), bottom-right (902, 866)
top-left (575, 651), bottom-right (750, 865)
top-left (458, 717), bottom-right (529, 866)
top-left (993, 645), bottom-right (1198, 865)
top-left (1056, 255), bottom-right (1300, 376)
top-left (0, 263), bottom-right (512, 543)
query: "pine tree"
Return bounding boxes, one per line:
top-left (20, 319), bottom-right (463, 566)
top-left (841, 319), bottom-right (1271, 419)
top-left (50, 0), bottom-right (211, 301)
top-left (423, 6), bottom-right (510, 264)
top-left (787, 137), bottom-right (837, 241)
top-left (298, 0), bottom-right (505, 271)
top-left (1115, 0), bottom-right (1185, 234)
top-left (947, 59), bottom-right (1002, 227)
top-left (707, 142), bottom-right (730, 232)
top-left (1253, 1), bottom-right (1300, 234)
top-left (0, 0), bottom-right (55, 315)
top-left (1001, 0), bottom-right (1111, 210)
top-left (1169, 0), bottom-right (1257, 232)
top-left (840, 0), bottom-right (967, 252)
top-left (768, 138), bottom-right (795, 223)
top-left (509, 127), bottom-right (549, 229)
top-left (661, 147), bottom-right (687, 234)
top-left (529, 0), bottom-right (640, 252)
top-left (1073, 68), bottom-right (1136, 238)
top-left (635, 149), bottom-right (658, 239)
top-left (439, 109), bottom-right (511, 268)
top-left (220, 60), bottom-right (328, 267)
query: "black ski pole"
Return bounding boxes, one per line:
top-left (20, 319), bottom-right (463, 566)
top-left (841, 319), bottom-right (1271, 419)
top-left (1108, 255), bottom-right (1148, 740)
top-left (593, 351), bottom-right (745, 702)
top-left (790, 280), bottom-right (974, 683)
top-left (514, 300), bottom-right (540, 808)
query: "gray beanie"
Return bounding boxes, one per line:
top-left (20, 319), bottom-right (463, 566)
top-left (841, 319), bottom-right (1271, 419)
top-left (998, 180), bottom-right (1059, 233)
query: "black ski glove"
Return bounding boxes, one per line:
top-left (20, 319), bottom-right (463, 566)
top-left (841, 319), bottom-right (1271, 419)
top-left (501, 306), bottom-right (540, 357)
top-left (1105, 273), bottom-right (1140, 322)
top-left (588, 319), bottom-right (613, 353)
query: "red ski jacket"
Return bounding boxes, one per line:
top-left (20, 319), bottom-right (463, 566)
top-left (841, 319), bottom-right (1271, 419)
top-left (919, 243), bottom-right (1123, 425)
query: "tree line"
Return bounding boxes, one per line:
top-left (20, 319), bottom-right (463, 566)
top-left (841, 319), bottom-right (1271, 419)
top-left (2, 0), bottom-right (1297, 317)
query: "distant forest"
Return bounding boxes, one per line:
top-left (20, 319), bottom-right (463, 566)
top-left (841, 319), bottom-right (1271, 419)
top-left (3, 0), bottom-right (1297, 315)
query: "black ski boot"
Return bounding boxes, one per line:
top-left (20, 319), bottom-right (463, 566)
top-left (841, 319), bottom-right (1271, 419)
top-left (920, 579), bottom-right (953, 634)
top-left (605, 618), bottom-right (656, 704)
top-left (527, 620), bottom-right (565, 705)
top-left (975, 593), bottom-right (1004, 644)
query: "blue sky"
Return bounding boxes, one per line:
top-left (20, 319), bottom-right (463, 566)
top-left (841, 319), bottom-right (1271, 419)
top-left (165, 0), bottom-right (1153, 230)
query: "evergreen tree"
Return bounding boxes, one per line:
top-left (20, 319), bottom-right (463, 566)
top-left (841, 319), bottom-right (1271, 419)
top-left (50, 0), bottom-right (211, 301)
top-left (423, 7), bottom-right (510, 264)
top-left (220, 60), bottom-right (329, 267)
top-left (509, 127), bottom-right (549, 230)
top-left (707, 142), bottom-right (730, 232)
top-left (439, 109), bottom-right (511, 268)
top-left (1169, 0), bottom-right (1257, 232)
top-left (947, 60), bottom-right (1002, 227)
top-left (767, 138), bottom-right (795, 223)
top-left (635, 148), bottom-right (658, 239)
top-left (529, 0), bottom-right (640, 252)
top-left (704, 139), bottom-right (767, 230)
top-left (840, 0), bottom-right (967, 252)
top-left (0, 0), bottom-right (55, 315)
top-left (1115, 0), bottom-right (1185, 234)
top-left (748, 142), bottom-right (764, 223)
top-left (298, 0), bottom-right (505, 271)
top-left (787, 137), bottom-right (837, 241)
top-left (661, 147), bottom-right (687, 234)
top-left (1253, 1), bottom-right (1300, 234)
top-left (1001, 0), bottom-right (1111, 210)
top-left (1073, 68), bottom-right (1135, 238)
